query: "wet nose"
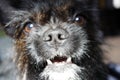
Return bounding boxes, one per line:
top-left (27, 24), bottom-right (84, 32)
top-left (43, 28), bottom-right (69, 44)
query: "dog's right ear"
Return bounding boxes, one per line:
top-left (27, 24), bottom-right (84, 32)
top-left (0, 11), bottom-right (16, 38)
top-left (0, 0), bottom-right (34, 38)
top-left (0, 0), bottom-right (17, 38)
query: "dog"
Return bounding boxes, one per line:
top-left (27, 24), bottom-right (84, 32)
top-left (0, 0), bottom-right (107, 80)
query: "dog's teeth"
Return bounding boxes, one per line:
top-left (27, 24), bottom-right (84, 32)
top-left (66, 57), bottom-right (72, 63)
top-left (47, 59), bottom-right (53, 64)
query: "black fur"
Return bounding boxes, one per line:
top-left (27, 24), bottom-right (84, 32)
top-left (0, 0), bottom-right (107, 80)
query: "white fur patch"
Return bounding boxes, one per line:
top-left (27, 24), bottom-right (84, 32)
top-left (40, 63), bottom-right (84, 80)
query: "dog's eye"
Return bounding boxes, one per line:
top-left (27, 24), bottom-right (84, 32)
top-left (24, 23), bottom-right (34, 33)
top-left (74, 15), bottom-right (86, 26)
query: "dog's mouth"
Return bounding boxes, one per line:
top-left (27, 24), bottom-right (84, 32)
top-left (46, 56), bottom-right (72, 65)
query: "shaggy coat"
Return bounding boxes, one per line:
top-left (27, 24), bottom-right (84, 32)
top-left (0, 0), bottom-right (107, 80)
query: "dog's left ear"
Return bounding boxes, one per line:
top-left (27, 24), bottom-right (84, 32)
top-left (0, 7), bottom-right (16, 38)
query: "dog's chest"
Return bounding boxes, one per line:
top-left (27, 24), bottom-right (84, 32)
top-left (40, 63), bottom-right (83, 80)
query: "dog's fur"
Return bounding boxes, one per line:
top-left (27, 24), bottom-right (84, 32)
top-left (0, 0), bottom-right (107, 80)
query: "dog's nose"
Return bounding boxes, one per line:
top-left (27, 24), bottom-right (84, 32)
top-left (43, 28), bottom-right (69, 44)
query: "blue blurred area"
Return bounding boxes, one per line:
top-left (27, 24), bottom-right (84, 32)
top-left (0, 37), bottom-right (17, 80)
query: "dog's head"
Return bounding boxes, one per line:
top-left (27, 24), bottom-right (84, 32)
top-left (0, 0), bottom-right (100, 63)
top-left (0, 0), bottom-right (102, 75)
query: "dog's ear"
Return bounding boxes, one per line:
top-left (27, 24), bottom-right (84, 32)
top-left (0, 0), bottom-right (34, 38)
top-left (0, 1), bottom-right (15, 38)
top-left (0, 0), bottom-right (29, 38)
top-left (0, 0), bottom-right (10, 28)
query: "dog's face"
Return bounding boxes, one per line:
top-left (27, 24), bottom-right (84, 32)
top-left (5, 0), bottom-right (99, 60)
top-left (0, 0), bottom-right (104, 80)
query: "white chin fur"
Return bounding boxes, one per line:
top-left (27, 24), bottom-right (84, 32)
top-left (40, 63), bottom-right (84, 80)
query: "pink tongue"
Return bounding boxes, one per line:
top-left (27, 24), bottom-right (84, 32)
top-left (50, 56), bottom-right (67, 63)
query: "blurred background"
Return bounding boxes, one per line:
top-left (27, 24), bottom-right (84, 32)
top-left (99, 0), bottom-right (120, 64)
top-left (0, 0), bottom-right (120, 80)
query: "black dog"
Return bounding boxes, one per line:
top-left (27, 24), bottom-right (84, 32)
top-left (0, 0), bottom-right (107, 80)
